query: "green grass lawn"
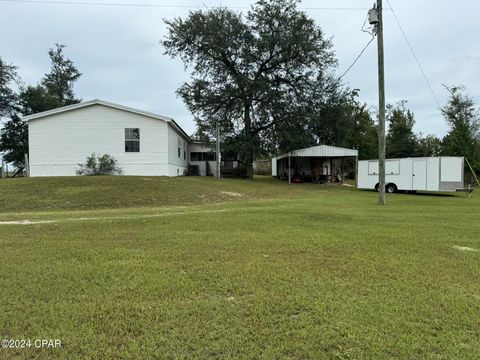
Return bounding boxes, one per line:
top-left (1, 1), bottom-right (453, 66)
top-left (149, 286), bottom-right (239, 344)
top-left (0, 176), bottom-right (479, 359)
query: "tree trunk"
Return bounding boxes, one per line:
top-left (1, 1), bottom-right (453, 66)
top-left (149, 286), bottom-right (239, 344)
top-left (245, 155), bottom-right (254, 179)
top-left (244, 103), bottom-right (255, 179)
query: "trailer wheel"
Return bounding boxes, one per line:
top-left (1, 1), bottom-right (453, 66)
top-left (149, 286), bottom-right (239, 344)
top-left (374, 183), bottom-right (379, 192)
top-left (386, 183), bottom-right (397, 193)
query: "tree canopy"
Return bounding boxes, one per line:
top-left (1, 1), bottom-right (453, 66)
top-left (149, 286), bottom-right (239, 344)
top-left (163, 0), bottom-right (340, 177)
top-left (341, 91), bottom-right (378, 160)
top-left (41, 44), bottom-right (82, 106)
top-left (386, 101), bottom-right (417, 158)
top-left (0, 57), bottom-right (19, 118)
top-left (0, 58), bottom-right (25, 167)
top-left (0, 44), bottom-right (81, 169)
top-left (440, 86), bottom-right (480, 175)
top-left (416, 134), bottom-right (442, 157)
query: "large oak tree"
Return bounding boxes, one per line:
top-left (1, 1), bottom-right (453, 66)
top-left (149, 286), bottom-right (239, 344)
top-left (163, 0), bottom-right (339, 177)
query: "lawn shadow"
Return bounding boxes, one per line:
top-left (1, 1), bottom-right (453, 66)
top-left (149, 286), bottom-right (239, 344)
top-left (359, 189), bottom-right (457, 198)
top-left (399, 191), bottom-right (456, 198)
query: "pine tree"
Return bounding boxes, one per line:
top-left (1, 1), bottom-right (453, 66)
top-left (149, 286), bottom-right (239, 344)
top-left (0, 44), bottom-right (81, 168)
top-left (441, 86), bottom-right (480, 174)
top-left (41, 43), bottom-right (82, 106)
top-left (386, 101), bottom-right (417, 158)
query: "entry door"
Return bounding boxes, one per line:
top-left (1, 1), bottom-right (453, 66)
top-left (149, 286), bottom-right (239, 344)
top-left (412, 159), bottom-right (427, 190)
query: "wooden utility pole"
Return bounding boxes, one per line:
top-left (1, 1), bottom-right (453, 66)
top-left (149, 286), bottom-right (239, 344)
top-left (216, 121), bottom-right (221, 179)
top-left (376, 0), bottom-right (386, 205)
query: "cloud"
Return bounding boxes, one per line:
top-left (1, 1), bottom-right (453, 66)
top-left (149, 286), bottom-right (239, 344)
top-left (1, 0), bottom-right (479, 138)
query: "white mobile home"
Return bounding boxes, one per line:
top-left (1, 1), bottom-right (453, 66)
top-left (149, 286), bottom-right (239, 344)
top-left (23, 99), bottom-right (195, 177)
top-left (357, 157), bottom-right (464, 193)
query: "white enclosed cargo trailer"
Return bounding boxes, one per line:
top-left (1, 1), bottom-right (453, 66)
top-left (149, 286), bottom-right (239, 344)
top-left (357, 157), bottom-right (464, 193)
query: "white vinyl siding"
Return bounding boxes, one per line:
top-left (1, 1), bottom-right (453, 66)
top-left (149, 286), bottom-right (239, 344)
top-left (167, 123), bottom-right (188, 176)
top-left (29, 104), bottom-right (170, 176)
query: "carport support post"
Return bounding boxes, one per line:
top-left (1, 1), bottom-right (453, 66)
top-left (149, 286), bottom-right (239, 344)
top-left (355, 156), bottom-right (358, 188)
top-left (288, 153), bottom-right (291, 184)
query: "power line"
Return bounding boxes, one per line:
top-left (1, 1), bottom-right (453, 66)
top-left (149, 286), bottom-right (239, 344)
top-left (385, 0), bottom-right (441, 108)
top-left (337, 11), bottom-right (377, 81)
top-left (339, 35), bottom-right (375, 80)
top-left (303, 7), bottom-right (375, 11)
top-left (386, 0), bottom-right (479, 186)
top-left (0, 0), bottom-right (217, 7)
top-left (0, 0), bottom-right (375, 10)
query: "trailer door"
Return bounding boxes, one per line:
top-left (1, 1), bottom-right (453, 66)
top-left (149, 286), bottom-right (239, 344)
top-left (412, 159), bottom-right (427, 190)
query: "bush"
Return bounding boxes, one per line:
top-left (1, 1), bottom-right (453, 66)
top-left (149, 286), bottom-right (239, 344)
top-left (76, 153), bottom-right (123, 176)
top-left (232, 165), bottom-right (248, 178)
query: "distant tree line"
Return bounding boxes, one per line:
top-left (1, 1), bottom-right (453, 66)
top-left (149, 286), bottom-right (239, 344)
top-left (0, 44), bottom-right (81, 168)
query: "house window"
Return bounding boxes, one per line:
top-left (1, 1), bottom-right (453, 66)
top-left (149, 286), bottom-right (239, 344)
top-left (125, 128), bottom-right (140, 152)
top-left (178, 139), bottom-right (182, 158)
top-left (190, 152), bottom-right (217, 161)
top-left (190, 152), bottom-right (202, 161)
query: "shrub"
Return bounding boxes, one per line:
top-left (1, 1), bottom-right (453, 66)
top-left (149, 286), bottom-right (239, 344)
top-left (76, 153), bottom-right (123, 176)
top-left (232, 165), bottom-right (248, 178)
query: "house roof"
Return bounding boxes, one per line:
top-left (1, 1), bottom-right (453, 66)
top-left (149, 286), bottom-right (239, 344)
top-left (22, 99), bottom-right (191, 141)
top-left (275, 145), bottom-right (358, 160)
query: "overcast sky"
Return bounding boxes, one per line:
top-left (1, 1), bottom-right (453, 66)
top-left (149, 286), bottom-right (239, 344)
top-left (1, 0), bottom-right (479, 137)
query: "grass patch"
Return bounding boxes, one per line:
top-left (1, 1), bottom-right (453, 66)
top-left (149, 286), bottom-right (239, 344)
top-left (0, 176), bottom-right (308, 213)
top-left (0, 176), bottom-right (479, 359)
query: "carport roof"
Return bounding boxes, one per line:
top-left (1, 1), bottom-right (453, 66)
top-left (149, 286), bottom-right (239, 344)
top-left (275, 145), bottom-right (358, 160)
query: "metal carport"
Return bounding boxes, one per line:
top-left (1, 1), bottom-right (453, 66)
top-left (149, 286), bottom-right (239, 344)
top-left (272, 145), bottom-right (359, 184)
